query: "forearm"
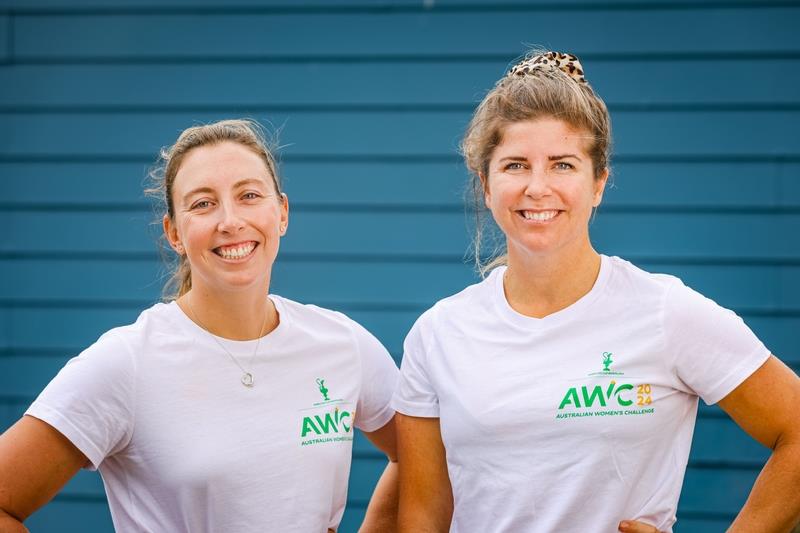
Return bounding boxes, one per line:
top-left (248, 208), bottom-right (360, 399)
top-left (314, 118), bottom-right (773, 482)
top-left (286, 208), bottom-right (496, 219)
top-left (728, 441), bottom-right (800, 532)
top-left (359, 461), bottom-right (398, 533)
top-left (397, 494), bottom-right (452, 533)
top-left (0, 509), bottom-right (28, 533)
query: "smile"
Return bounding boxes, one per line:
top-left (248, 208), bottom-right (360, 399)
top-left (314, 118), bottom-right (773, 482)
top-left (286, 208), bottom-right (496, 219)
top-left (214, 241), bottom-right (258, 260)
top-left (518, 210), bottom-right (560, 222)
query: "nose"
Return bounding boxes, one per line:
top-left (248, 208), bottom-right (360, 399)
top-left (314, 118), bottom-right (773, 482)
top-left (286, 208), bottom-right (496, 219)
top-left (523, 168), bottom-right (550, 199)
top-left (216, 202), bottom-right (245, 233)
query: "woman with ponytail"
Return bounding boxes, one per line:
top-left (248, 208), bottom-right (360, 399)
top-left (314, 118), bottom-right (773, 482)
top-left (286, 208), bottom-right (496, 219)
top-left (392, 52), bottom-right (800, 532)
top-left (0, 119), bottom-right (399, 533)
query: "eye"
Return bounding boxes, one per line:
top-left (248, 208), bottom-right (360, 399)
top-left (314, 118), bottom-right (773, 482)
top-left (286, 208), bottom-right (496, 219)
top-left (190, 200), bottom-right (213, 210)
top-left (242, 191), bottom-right (262, 200)
top-left (554, 161), bottom-right (574, 171)
top-left (504, 162), bottom-right (526, 171)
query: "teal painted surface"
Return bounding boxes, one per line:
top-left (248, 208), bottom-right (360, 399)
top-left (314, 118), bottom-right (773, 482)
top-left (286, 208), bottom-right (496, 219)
top-left (1, 2), bottom-right (799, 532)
top-left (1, 59), bottom-right (799, 107)
top-left (11, 8), bottom-right (800, 59)
top-left (0, 15), bottom-right (8, 62)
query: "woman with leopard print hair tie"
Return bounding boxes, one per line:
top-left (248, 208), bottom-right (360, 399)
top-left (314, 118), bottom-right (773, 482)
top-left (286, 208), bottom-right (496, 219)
top-left (391, 51), bottom-right (800, 532)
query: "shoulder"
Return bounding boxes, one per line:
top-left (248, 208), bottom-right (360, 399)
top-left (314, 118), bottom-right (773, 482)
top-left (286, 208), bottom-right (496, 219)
top-left (408, 268), bottom-right (497, 336)
top-left (605, 255), bottom-right (735, 327)
top-left (271, 294), bottom-right (363, 332)
top-left (603, 255), bottom-right (685, 305)
top-left (93, 301), bottom-right (181, 353)
top-left (270, 294), bottom-right (383, 352)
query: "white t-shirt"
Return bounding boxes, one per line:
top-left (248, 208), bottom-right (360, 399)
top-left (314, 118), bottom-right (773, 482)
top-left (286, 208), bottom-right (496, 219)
top-left (27, 295), bottom-right (398, 533)
top-left (392, 255), bottom-right (770, 533)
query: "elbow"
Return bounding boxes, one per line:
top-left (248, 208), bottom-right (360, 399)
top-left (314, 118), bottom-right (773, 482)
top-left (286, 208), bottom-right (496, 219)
top-left (0, 508), bottom-right (28, 533)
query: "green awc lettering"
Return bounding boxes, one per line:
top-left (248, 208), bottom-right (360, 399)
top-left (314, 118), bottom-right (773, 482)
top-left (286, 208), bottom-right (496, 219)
top-left (301, 416), bottom-right (320, 437)
top-left (300, 409), bottom-right (354, 437)
top-left (558, 383), bottom-right (636, 410)
top-left (615, 383), bottom-right (634, 406)
top-left (581, 385), bottom-right (607, 408)
top-left (338, 410), bottom-right (352, 432)
top-left (559, 388), bottom-right (581, 409)
top-left (315, 413), bottom-right (338, 434)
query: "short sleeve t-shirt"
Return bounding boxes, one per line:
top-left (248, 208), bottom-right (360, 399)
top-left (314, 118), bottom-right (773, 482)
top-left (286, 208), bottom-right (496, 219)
top-left (27, 295), bottom-right (398, 533)
top-left (392, 255), bottom-right (769, 533)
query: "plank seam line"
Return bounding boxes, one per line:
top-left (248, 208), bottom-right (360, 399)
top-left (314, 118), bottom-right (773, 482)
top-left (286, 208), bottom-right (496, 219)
top-left (8, 51), bottom-right (800, 66)
top-left (5, 1), bottom-right (800, 16)
top-left (3, 103), bottom-right (800, 114)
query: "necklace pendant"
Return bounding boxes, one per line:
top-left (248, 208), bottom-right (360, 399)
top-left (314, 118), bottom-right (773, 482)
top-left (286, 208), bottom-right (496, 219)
top-left (241, 373), bottom-right (254, 388)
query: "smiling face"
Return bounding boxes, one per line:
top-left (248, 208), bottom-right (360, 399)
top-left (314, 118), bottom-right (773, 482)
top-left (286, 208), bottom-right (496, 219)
top-left (483, 117), bottom-right (608, 262)
top-left (163, 141), bottom-right (288, 296)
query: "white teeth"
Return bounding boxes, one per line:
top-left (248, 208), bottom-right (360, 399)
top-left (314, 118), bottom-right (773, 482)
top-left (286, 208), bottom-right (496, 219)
top-left (522, 210), bottom-right (557, 221)
top-left (218, 242), bottom-right (256, 259)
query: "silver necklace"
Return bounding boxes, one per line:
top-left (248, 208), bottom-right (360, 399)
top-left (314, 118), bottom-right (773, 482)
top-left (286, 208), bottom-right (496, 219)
top-left (186, 296), bottom-right (269, 388)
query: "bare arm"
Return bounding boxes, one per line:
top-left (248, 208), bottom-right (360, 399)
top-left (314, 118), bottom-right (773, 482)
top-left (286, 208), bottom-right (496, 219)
top-left (0, 415), bottom-right (87, 530)
top-left (396, 413), bottom-right (452, 533)
top-left (717, 355), bottom-right (800, 532)
top-left (359, 415), bottom-right (398, 533)
top-left (617, 356), bottom-right (800, 533)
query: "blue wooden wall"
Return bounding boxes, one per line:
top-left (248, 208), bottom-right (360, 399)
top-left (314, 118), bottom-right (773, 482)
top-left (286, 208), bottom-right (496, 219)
top-left (1, 1), bottom-right (798, 531)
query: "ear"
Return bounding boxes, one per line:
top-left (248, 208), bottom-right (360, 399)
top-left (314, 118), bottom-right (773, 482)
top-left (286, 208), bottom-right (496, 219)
top-left (479, 172), bottom-right (491, 209)
top-left (163, 214), bottom-right (184, 254)
top-left (279, 193), bottom-right (290, 236)
top-left (592, 168), bottom-right (609, 207)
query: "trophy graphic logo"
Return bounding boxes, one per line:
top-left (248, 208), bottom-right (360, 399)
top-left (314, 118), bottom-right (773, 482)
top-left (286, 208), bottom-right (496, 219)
top-left (316, 378), bottom-right (330, 401)
top-left (602, 352), bottom-right (613, 372)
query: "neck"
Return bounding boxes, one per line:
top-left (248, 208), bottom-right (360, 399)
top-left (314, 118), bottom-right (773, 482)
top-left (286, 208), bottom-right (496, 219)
top-left (503, 240), bottom-right (601, 319)
top-left (178, 283), bottom-right (278, 340)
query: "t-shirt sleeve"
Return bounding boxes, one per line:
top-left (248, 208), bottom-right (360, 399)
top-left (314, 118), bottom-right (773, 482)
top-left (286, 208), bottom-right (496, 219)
top-left (391, 313), bottom-right (440, 418)
top-left (352, 321), bottom-right (399, 433)
top-left (25, 331), bottom-right (136, 470)
top-left (664, 279), bottom-right (771, 405)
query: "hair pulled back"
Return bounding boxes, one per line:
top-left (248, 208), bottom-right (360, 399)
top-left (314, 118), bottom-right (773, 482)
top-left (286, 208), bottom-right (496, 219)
top-left (460, 50), bottom-right (612, 275)
top-left (148, 119), bottom-right (283, 299)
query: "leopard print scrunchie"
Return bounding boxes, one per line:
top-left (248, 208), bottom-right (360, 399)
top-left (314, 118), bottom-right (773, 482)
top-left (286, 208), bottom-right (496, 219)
top-left (508, 51), bottom-right (587, 85)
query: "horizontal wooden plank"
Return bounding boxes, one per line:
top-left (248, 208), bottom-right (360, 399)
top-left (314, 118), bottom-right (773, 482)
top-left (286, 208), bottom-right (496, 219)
top-left (3, 58), bottom-right (800, 108)
top-left (3, 211), bottom-right (800, 259)
top-left (742, 316), bottom-right (800, 361)
top-left (0, 260), bottom-right (797, 313)
top-left (0, 259), bottom-right (478, 305)
top-left (24, 498), bottom-right (112, 533)
top-left (12, 8), bottom-right (800, 59)
top-left (674, 518), bottom-right (730, 533)
top-left (3, 160), bottom-right (800, 209)
top-left (1, 0), bottom-right (423, 8)
top-left (690, 417), bottom-right (769, 465)
top-left (0, 0), bottom-right (777, 10)
top-left (0, 307), bottom-right (142, 351)
top-left (678, 467), bottom-right (757, 515)
top-left (347, 454), bottom-right (387, 503)
top-left (0, 16), bottom-right (7, 62)
top-left (3, 111), bottom-right (800, 159)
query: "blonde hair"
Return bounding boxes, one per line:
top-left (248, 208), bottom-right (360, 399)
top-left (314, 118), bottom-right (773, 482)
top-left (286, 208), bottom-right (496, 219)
top-left (147, 119), bottom-right (283, 298)
top-left (460, 51), bottom-right (612, 276)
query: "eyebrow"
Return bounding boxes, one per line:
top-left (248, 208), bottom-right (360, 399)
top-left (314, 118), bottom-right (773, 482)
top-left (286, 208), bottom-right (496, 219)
top-left (548, 154), bottom-right (582, 161)
top-left (182, 178), bottom-right (268, 204)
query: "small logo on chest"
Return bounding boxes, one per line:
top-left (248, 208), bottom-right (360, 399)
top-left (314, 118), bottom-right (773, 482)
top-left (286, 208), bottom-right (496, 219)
top-left (298, 378), bottom-right (355, 446)
top-left (555, 352), bottom-right (655, 420)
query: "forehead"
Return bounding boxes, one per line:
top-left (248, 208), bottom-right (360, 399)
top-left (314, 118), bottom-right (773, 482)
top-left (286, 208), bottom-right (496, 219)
top-left (494, 118), bottom-right (592, 156)
top-left (173, 141), bottom-right (272, 192)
